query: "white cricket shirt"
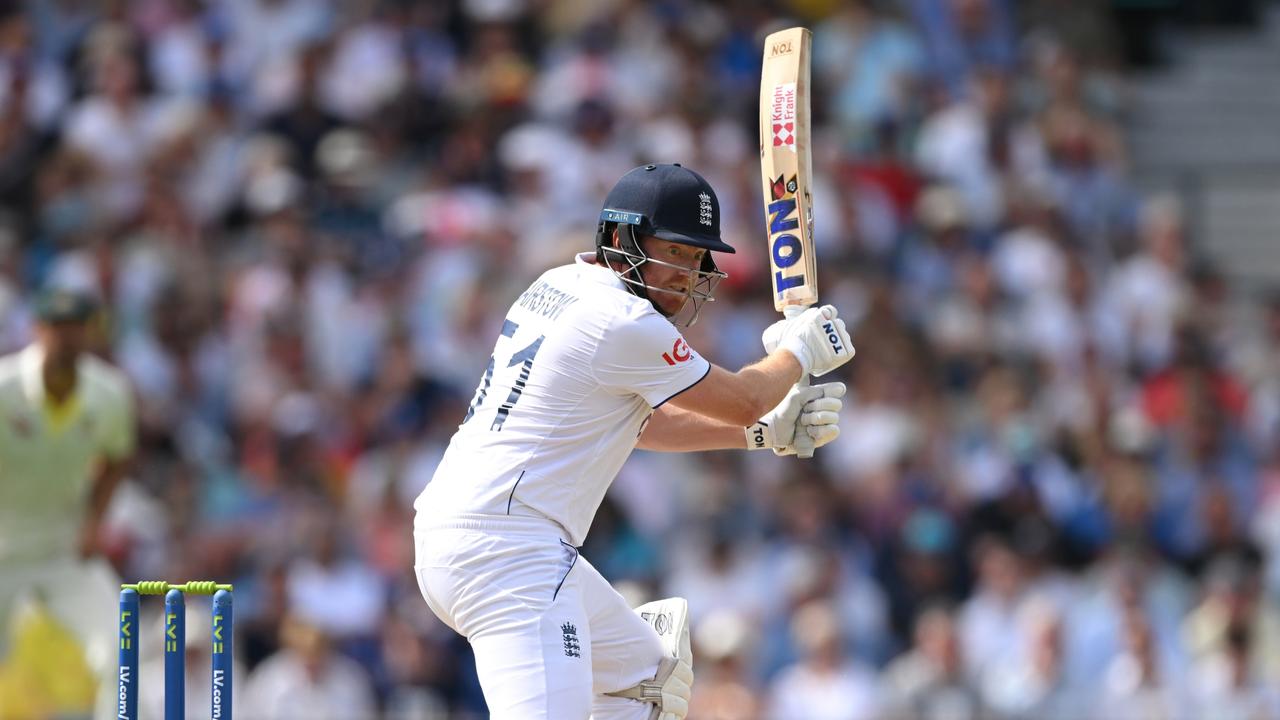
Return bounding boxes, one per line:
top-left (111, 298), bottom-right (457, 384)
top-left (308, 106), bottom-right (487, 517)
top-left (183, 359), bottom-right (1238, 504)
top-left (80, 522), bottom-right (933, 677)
top-left (0, 344), bottom-right (135, 562)
top-left (416, 253), bottom-right (710, 545)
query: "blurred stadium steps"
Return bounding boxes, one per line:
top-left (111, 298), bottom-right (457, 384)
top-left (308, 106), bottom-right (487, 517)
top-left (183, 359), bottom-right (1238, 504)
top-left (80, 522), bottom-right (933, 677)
top-left (1129, 2), bottom-right (1280, 285)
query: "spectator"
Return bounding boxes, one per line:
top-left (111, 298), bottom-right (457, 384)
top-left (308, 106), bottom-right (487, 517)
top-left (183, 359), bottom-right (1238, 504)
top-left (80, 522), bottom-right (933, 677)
top-left (957, 534), bottom-right (1033, 676)
top-left (1188, 622), bottom-right (1280, 720)
top-left (883, 604), bottom-right (987, 720)
top-left (907, 0), bottom-right (1018, 98)
top-left (813, 1), bottom-right (925, 149)
top-left (914, 67), bottom-right (1048, 232)
top-left (242, 612), bottom-right (377, 720)
top-left (766, 600), bottom-right (883, 720)
top-left (1096, 607), bottom-right (1182, 720)
top-left (687, 610), bottom-right (764, 720)
top-left (982, 601), bottom-right (1085, 719)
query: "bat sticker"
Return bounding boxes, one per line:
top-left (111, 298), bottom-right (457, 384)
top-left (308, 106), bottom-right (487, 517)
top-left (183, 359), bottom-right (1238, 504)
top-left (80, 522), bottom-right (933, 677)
top-left (771, 83), bottom-right (797, 151)
top-left (766, 174), bottom-right (805, 294)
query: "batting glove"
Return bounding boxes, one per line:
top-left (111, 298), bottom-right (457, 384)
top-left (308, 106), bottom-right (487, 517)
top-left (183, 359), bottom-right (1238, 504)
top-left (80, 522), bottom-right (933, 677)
top-left (746, 381), bottom-right (845, 455)
top-left (762, 304), bottom-right (855, 377)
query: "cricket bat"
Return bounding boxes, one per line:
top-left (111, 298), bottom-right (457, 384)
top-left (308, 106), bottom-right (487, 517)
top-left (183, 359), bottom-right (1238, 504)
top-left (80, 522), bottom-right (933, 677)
top-left (759, 27), bottom-right (819, 458)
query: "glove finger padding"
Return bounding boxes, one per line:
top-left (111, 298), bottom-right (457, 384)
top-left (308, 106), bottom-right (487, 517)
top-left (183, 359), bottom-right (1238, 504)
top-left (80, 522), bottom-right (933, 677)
top-left (746, 383), bottom-right (826, 451)
top-left (813, 381), bottom-right (847, 399)
top-left (806, 424), bottom-right (840, 448)
top-left (776, 423), bottom-right (840, 455)
top-left (769, 381), bottom-right (845, 456)
top-left (799, 382), bottom-right (844, 427)
top-left (801, 410), bottom-right (840, 426)
top-left (802, 397), bottom-right (842, 414)
top-left (789, 384), bottom-right (827, 406)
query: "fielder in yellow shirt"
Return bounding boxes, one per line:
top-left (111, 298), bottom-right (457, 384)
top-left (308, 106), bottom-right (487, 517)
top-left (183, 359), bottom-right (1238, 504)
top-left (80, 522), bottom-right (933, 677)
top-left (0, 289), bottom-right (136, 720)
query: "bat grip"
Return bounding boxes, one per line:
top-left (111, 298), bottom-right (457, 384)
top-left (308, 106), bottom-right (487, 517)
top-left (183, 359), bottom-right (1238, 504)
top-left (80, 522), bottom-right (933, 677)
top-left (784, 305), bottom-right (816, 460)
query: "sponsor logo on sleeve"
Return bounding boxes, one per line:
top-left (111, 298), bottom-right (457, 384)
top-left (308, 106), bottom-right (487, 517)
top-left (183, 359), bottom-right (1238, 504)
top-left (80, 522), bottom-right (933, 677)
top-left (661, 338), bottom-right (693, 366)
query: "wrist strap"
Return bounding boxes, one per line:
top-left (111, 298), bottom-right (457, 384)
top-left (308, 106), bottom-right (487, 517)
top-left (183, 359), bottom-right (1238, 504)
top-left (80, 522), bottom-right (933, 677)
top-left (745, 422), bottom-right (769, 450)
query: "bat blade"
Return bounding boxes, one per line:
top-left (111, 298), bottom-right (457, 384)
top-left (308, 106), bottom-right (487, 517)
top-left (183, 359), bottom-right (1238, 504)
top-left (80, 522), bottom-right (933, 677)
top-left (759, 26), bottom-right (817, 314)
top-left (760, 26), bottom-right (819, 459)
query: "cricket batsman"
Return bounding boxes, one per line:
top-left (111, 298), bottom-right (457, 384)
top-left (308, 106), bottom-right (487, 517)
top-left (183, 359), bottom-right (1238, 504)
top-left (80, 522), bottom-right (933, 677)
top-left (413, 164), bottom-right (855, 719)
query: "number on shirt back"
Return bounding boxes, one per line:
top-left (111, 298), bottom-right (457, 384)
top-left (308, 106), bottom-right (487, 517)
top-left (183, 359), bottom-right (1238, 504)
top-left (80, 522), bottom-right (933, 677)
top-left (463, 318), bottom-right (545, 430)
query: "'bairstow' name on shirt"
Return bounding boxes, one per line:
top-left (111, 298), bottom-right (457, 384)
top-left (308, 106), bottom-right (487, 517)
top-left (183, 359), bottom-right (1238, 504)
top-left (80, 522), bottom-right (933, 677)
top-left (516, 280), bottom-right (579, 320)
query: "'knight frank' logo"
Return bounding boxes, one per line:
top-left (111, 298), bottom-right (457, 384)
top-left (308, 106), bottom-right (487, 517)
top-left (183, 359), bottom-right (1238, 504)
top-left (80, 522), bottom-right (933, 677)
top-left (698, 191), bottom-right (713, 227)
top-left (771, 83), bottom-right (797, 150)
top-left (562, 622), bottom-right (581, 658)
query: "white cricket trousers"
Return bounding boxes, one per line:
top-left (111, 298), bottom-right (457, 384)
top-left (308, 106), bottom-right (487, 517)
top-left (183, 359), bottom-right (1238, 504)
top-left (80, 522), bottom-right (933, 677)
top-left (0, 555), bottom-right (122, 720)
top-left (414, 514), bottom-right (662, 720)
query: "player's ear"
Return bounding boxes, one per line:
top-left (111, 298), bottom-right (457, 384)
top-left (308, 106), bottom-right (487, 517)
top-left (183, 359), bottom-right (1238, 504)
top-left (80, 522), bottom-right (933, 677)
top-left (611, 227), bottom-right (622, 248)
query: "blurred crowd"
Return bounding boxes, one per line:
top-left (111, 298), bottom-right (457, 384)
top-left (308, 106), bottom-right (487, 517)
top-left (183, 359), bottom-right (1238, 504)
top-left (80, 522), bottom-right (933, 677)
top-left (1, 0), bottom-right (1279, 718)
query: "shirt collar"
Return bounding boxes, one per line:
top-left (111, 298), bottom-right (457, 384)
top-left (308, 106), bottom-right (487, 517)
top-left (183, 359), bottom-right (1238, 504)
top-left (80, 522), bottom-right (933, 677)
top-left (574, 252), bottom-right (625, 291)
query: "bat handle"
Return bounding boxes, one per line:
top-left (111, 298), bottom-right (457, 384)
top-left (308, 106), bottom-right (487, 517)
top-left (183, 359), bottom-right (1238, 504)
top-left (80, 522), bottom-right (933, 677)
top-left (784, 305), bottom-right (816, 460)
